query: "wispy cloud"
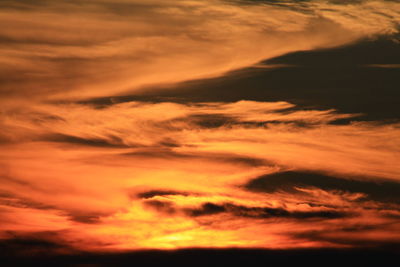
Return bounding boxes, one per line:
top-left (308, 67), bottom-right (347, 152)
top-left (1, 99), bottom-right (399, 251)
top-left (0, 0), bottom-right (399, 102)
top-left (1, 0), bottom-right (399, 254)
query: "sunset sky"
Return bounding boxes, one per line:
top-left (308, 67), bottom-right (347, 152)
top-left (1, 0), bottom-right (400, 262)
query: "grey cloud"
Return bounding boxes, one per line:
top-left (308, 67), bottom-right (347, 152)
top-left (185, 202), bottom-right (349, 219)
top-left (0, 230), bottom-right (77, 257)
top-left (245, 171), bottom-right (400, 204)
top-left (144, 200), bottom-right (177, 214)
top-left (66, 213), bottom-right (104, 224)
top-left (45, 133), bottom-right (130, 148)
top-left (143, 199), bottom-right (349, 220)
top-left (122, 148), bottom-right (269, 167)
top-left (292, 226), bottom-right (400, 249)
top-left (136, 190), bottom-right (189, 199)
top-left (137, 37), bottom-right (400, 122)
top-left (0, 192), bottom-right (107, 224)
top-left (0, 193), bottom-right (55, 211)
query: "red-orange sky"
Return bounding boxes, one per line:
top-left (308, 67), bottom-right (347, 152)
top-left (1, 0), bottom-right (400, 256)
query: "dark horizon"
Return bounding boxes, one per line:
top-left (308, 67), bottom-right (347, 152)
top-left (2, 246), bottom-right (400, 266)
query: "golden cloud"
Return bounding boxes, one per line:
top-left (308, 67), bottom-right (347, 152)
top-left (1, 99), bottom-right (399, 251)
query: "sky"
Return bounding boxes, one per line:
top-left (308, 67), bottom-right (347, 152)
top-left (1, 0), bottom-right (400, 259)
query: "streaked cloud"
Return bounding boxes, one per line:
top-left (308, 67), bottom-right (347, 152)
top-left (1, 0), bottom-right (399, 255)
top-left (1, 99), bottom-right (399, 251)
top-left (0, 0), bottom-right (399, 102)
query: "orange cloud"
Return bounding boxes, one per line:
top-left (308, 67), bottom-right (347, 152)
top-left (1, 0), bottom-right (400, 255)
top-left (0, 0), bottom-right (399, 102)
top-left (1, 99), bottom-right (399, 251)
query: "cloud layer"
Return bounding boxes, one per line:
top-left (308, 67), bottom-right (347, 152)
top-left (1, 99), bottom-right (400, 251)
top-left (0, 0), bottom-right (399, 102)
top-left (1, 0), bottom-right (400, 254)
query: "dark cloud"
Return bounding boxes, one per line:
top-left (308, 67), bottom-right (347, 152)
top-left (293, 228), bottom-right (400, 250)
top-left (66, 213), bottom-right (104, 224)
top-left (265, 37), bottom-right (400, 66)
top-left (186, 203), bottom-right (227, 217)
top-left (180, 114), bottom-right (236, 128)
top-left (0, 230), bottom-right (77, 258)
top-left (45, 133), bottom-right (130, 148)
top-left (217, 155), bottom-right (268, 167)
top-left (144, 200), bottom-right (176, 214)
top-left (136, 190), bottom-right (189, 199)
top-left (0, 0), bottom-right (53, 10)
top-left (24, 112), bottom-right (65, 124)
top-left (0, 193), bottom-right (106, 224)
top-left (122, 148), bottom-right (191, 159)
top-left (0, 174), bottom-right (33, 187)
top-left (135, 37), bottom-right (400, 122)
top-left (239, 0), bottom-right (368, 4)
top-left (0, 193), bottom-right (56, 210)
top-left (245, 171), bottom-right (400, 204)
top-left (186, 202), bottom-right (348, 219)
top-left (141, 199), bottom-right (349, 220)
top-left (170, 113), bottom-right (320, 129)
top-left (122, 148), bottom-right (269, 167)
top-left (158, 138), bottom-right (181, 148)
top-left (0, 0), bottom-right (163, 18)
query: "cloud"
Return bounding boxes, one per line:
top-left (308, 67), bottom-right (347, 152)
top-left (2, 98), bottom-right (399, 250)
top-left (1, 0), bottom-right (400, 254)
top-left (292, 224), bottom-right (400, 249)
top-left (184, 202), bottom-right (349, 219)
top-left (245, 171), bottom-right (400, 203)
top-left (0, 230), bottom-right (77, 257)
top-left (136, 190), bottom-right (190, 199)
top-left (0, 0), bottom-right (399, 102)
top-left (44, 133), bottom-right (130, 148)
